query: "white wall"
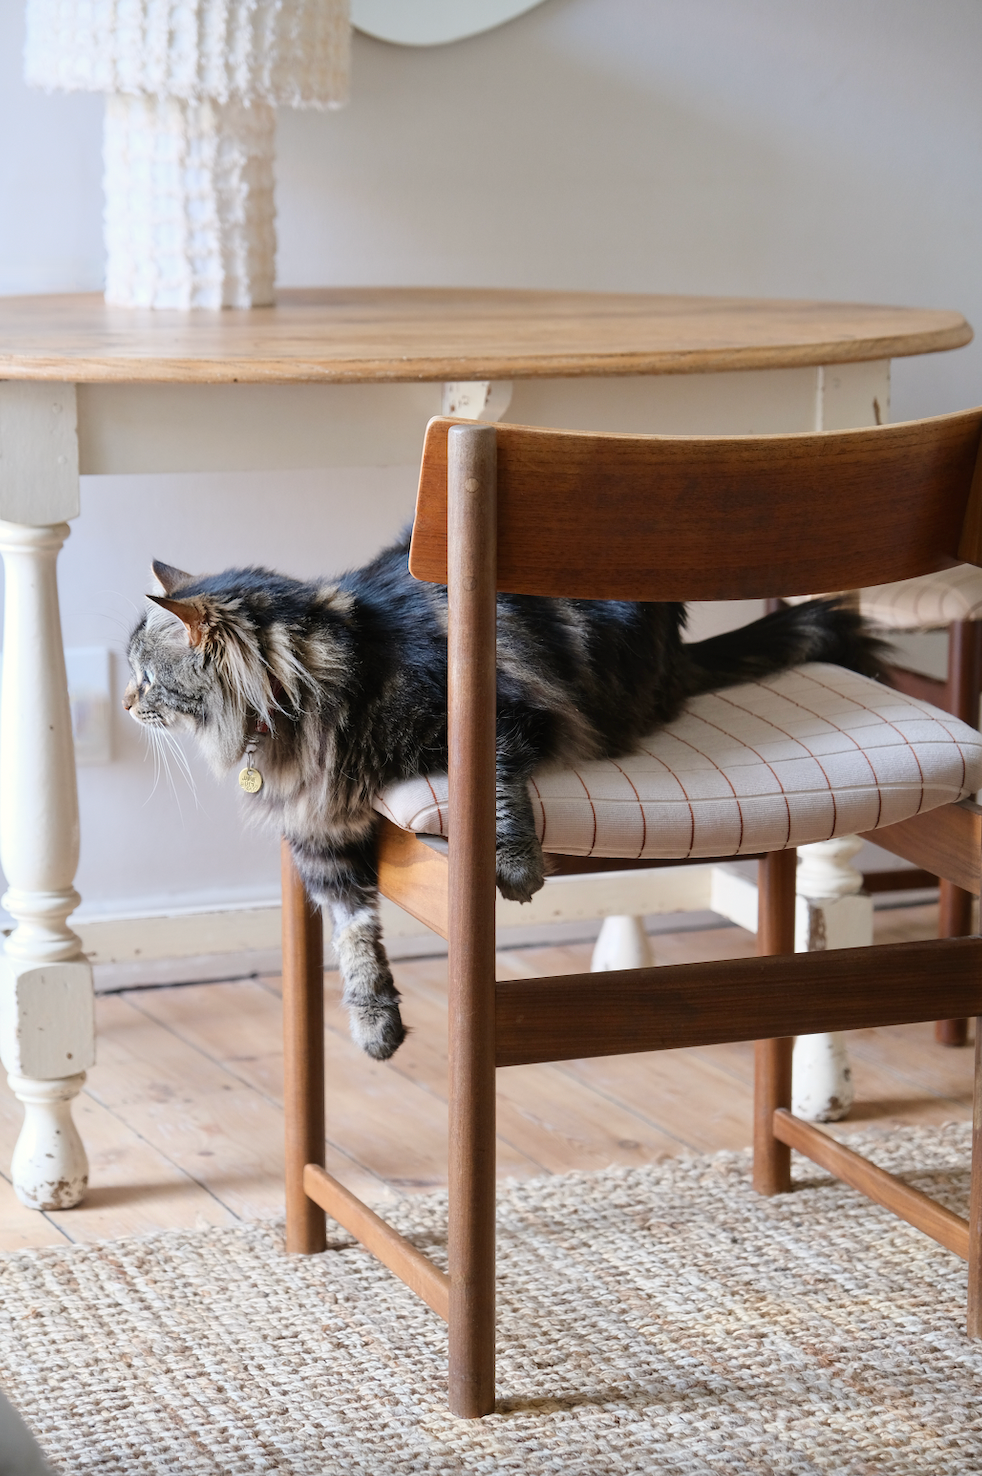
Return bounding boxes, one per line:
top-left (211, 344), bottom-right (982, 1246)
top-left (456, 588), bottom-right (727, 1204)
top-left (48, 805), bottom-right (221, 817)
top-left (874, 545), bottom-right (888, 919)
top-left (1, 0), bottom-right (980, 920)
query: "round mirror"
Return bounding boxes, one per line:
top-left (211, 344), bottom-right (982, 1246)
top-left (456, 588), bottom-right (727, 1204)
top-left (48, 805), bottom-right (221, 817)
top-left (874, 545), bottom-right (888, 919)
top-left (351, 0), bottom-right (548, 47)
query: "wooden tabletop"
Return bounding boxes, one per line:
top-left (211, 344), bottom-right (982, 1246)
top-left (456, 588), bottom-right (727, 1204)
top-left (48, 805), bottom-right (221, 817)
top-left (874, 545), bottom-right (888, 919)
top-left (0, 288), bottom-right (970, 385)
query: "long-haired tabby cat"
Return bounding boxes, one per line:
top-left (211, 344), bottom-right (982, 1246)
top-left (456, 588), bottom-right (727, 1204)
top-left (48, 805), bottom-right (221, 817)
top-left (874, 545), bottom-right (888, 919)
top-left (124, 532), bottom-right (885, 1061)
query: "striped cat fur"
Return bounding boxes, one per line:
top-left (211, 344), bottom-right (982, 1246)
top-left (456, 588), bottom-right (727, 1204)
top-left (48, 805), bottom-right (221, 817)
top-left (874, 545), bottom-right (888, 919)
top-left (124, 531), bottom-right (885, 1060)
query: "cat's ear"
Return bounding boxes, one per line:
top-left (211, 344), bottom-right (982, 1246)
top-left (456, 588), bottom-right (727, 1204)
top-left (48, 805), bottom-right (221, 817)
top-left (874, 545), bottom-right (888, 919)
top-left (147, 595), bottom-right (210, 649)
top-left (151, 560), bottom-right (193, 595)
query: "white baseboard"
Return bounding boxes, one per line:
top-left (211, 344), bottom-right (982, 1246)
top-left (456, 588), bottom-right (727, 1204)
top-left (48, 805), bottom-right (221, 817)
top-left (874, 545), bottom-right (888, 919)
top-left (91, 909), bottom-right (737, 994)
top-left (79, 858), bottom-right (939, 994)
top-left (79, 865), bottom-right (717, 991)
top-left (92, 949), bottom-right (284, 992)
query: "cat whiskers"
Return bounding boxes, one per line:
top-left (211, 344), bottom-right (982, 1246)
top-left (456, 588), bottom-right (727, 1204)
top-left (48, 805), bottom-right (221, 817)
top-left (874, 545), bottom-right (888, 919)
top-left (142, 723), bottom-right (164, 804)
top-left (141, 721), bottom-right (199, 816)
top-left (159, 725), bottom-right (200, 807)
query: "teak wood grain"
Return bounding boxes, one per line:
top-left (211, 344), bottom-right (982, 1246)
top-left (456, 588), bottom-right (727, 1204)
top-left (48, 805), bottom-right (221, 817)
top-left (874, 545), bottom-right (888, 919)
top-left (446, 425), bottom-right (498, 1419)
top-left (303, 1164), bottom-right (449, 1321)
top-left (376, 819), bottom-right (449, 938)
top-left (772, 1110), bottom-right (970, 1259)
top-left (933, 632), bottom-right (982, 1046)
top-left (410, 411), bottom-right (982, 601)
top-left (753, 851), bottom-right (796, 1197)
top-left (969, 1025), bottom-right (982, 1335)
top-left (280, 842), bottom-right (327, 1255)
top-left (0, 289), bottom-right (970, 384)
top-left (494, 937), bottom-right (982, 1068)
top-left (957, 423), bottom-right (982, 565)
top-left (860, 799), bottom-right (982, 897)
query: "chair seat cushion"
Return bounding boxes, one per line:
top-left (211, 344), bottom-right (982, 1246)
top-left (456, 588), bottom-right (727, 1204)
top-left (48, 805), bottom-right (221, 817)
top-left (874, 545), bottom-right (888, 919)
top-left (786, 566), bottom-right (982, 630)
top-left (375, 664), bottom-right (982, 859)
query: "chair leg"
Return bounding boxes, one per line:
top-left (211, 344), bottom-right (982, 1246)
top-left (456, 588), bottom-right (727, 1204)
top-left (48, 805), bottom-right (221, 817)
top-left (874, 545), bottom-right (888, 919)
top-left (936, 620), bottom-right (982, 1047)
top-left (753, 850), bottom-right (797, 1196)
top-left (447, 949), bottom-right (496, 1419)
top-left (446, 422), bottom-right (498, 1419)
top-left (948, 620), bottom-right (982, 729)
top-left (281, 838), bottom-right (327, 1255)
top-left (937, 881), bottom-right (973, 1046)
top-left (968, 1019), bottom-right (982, 1337)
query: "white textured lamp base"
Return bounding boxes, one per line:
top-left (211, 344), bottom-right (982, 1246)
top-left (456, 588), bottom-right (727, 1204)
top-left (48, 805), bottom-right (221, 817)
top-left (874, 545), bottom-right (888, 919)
top-left (104, 94), bottom-right (276, 309)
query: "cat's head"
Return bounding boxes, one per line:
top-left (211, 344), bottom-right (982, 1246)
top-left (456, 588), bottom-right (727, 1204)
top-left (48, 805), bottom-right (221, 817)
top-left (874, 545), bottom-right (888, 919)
top-left (124, 560), bottom-right (313, 774)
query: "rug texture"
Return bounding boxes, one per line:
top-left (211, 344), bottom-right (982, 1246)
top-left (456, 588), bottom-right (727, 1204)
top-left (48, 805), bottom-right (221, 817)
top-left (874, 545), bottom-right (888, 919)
top-left (1, 1123), bottom-right (980, 1475)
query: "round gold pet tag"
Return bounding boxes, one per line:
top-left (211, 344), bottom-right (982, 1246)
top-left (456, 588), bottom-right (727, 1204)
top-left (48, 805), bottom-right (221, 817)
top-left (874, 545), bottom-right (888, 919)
top-left (239, 766), bottom-right (263, 794)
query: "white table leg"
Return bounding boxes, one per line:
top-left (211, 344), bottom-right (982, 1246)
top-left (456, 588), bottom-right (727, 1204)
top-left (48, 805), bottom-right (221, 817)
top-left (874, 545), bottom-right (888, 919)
top-left (785, 364), bottom-right (886, 1124)
top-left (0, 385), bottom-right (93, 1209)
top-left (791, 837), bottom-right (871, 1121)
top-left (591, 914), bottom-right (655, 971)
top-left (442, 381), bottom-right (513, 422)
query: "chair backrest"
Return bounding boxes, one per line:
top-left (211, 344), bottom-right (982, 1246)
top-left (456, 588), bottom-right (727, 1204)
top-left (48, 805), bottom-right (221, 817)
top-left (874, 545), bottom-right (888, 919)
top-left (409, 409), bottom-right (982, 601)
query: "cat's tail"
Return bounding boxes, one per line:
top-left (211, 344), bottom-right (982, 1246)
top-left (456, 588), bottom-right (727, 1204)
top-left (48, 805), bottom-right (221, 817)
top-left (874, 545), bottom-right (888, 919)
top-left (682, 598), bottom-right (891, 698)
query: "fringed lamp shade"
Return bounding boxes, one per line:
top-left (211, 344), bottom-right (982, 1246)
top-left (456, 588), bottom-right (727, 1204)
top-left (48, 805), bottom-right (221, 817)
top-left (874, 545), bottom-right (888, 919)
top-left (24, 0), bottom-right (350, 308)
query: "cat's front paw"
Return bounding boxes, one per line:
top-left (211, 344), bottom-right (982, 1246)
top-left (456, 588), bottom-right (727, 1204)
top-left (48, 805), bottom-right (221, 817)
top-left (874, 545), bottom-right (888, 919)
top-left (347, 996), bottom-right (407, 1061)
top-left (496, 837), bottom-right (546, 903)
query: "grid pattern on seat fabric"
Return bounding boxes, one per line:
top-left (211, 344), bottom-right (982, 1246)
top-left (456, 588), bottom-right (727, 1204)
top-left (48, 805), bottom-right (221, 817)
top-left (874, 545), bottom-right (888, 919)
top-left (785, 566), bottom-right (982, 630)
top-left (375, 663), bottom-right (982, 859)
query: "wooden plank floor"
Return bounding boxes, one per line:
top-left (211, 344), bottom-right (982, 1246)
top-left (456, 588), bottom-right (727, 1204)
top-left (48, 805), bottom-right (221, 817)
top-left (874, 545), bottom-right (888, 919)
top-left (0, 902), bottom-right (973, 1250)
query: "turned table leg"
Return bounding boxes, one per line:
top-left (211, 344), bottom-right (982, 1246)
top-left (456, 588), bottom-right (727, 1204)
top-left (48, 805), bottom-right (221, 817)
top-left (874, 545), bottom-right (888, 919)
top-left (791, 836), bottom-right (870, 1122)
top-left (0, 385), bottom-right (93, 1209)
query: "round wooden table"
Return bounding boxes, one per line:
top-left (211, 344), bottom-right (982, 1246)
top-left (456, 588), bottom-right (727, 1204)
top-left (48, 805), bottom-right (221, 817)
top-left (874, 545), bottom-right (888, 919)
top-left (0, 288), bottom-right (970, 1210)
top-left (0, 286), bottom-right (969, 382)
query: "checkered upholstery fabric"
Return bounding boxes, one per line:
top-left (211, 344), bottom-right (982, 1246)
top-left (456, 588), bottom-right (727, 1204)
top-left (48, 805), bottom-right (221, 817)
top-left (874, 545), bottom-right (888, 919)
top-left (375, 664), bottom-right (982, 859)
top-left (786, 566), bottom-right (982, 630)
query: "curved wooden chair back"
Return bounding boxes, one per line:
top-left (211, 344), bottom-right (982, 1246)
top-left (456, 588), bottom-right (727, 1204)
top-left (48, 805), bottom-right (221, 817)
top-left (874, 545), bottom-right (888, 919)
top-left (410, 408), bottom-right (982, 601)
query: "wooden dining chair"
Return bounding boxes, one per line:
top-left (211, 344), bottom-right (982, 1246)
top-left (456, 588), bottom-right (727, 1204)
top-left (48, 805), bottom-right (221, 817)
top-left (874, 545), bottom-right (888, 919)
top-left (777, 568), bottom-right (982, 1047)
top-left (281, 409), bottom-right (982, 1419)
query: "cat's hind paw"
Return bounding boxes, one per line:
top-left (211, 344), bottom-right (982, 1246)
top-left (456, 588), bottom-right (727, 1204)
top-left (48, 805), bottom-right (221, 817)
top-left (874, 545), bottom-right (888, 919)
top-left (495, 838), bottom-right (546, 904)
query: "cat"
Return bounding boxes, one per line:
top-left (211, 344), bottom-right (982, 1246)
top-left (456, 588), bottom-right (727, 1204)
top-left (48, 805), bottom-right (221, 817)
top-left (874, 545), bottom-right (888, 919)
top-left (124, 531), bottom-right (886, 1061)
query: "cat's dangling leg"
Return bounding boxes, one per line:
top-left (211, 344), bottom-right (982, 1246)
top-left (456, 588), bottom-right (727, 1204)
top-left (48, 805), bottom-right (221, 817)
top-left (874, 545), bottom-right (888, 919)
top-left (288, 830), bottom-right (406, 1061)
top-left (329, 892), bottom-right (406, 1061)
top-left (494, 765), bottom-right (546, 904)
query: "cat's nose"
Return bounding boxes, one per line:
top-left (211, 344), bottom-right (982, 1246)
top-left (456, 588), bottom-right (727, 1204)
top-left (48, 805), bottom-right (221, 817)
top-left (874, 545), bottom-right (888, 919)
top-left (122, 686), bottom-right (136, 710)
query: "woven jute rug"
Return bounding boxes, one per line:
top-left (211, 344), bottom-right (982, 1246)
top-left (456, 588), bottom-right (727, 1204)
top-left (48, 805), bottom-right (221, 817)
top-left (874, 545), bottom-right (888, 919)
top-left (2, 1123), bottom-right (981, 1475)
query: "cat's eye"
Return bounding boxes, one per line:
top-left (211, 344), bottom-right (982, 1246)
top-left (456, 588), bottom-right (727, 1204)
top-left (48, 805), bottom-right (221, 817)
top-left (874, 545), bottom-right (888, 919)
top-left (143, 669), bottom-right (155, 686)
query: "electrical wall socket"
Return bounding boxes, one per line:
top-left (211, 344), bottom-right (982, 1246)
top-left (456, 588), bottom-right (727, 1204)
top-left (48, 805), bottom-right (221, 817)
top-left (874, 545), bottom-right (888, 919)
top-left (66, 647), bottom-right (113, 765)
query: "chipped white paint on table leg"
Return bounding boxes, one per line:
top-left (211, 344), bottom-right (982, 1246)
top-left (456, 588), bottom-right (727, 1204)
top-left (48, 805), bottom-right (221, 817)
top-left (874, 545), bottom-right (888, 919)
top-left (791, 837), bottom-right (872, 1121)
top-left (442, 381), bottom-right (513, 423)
top-left (0, 384), bottom-right (94, 1209)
